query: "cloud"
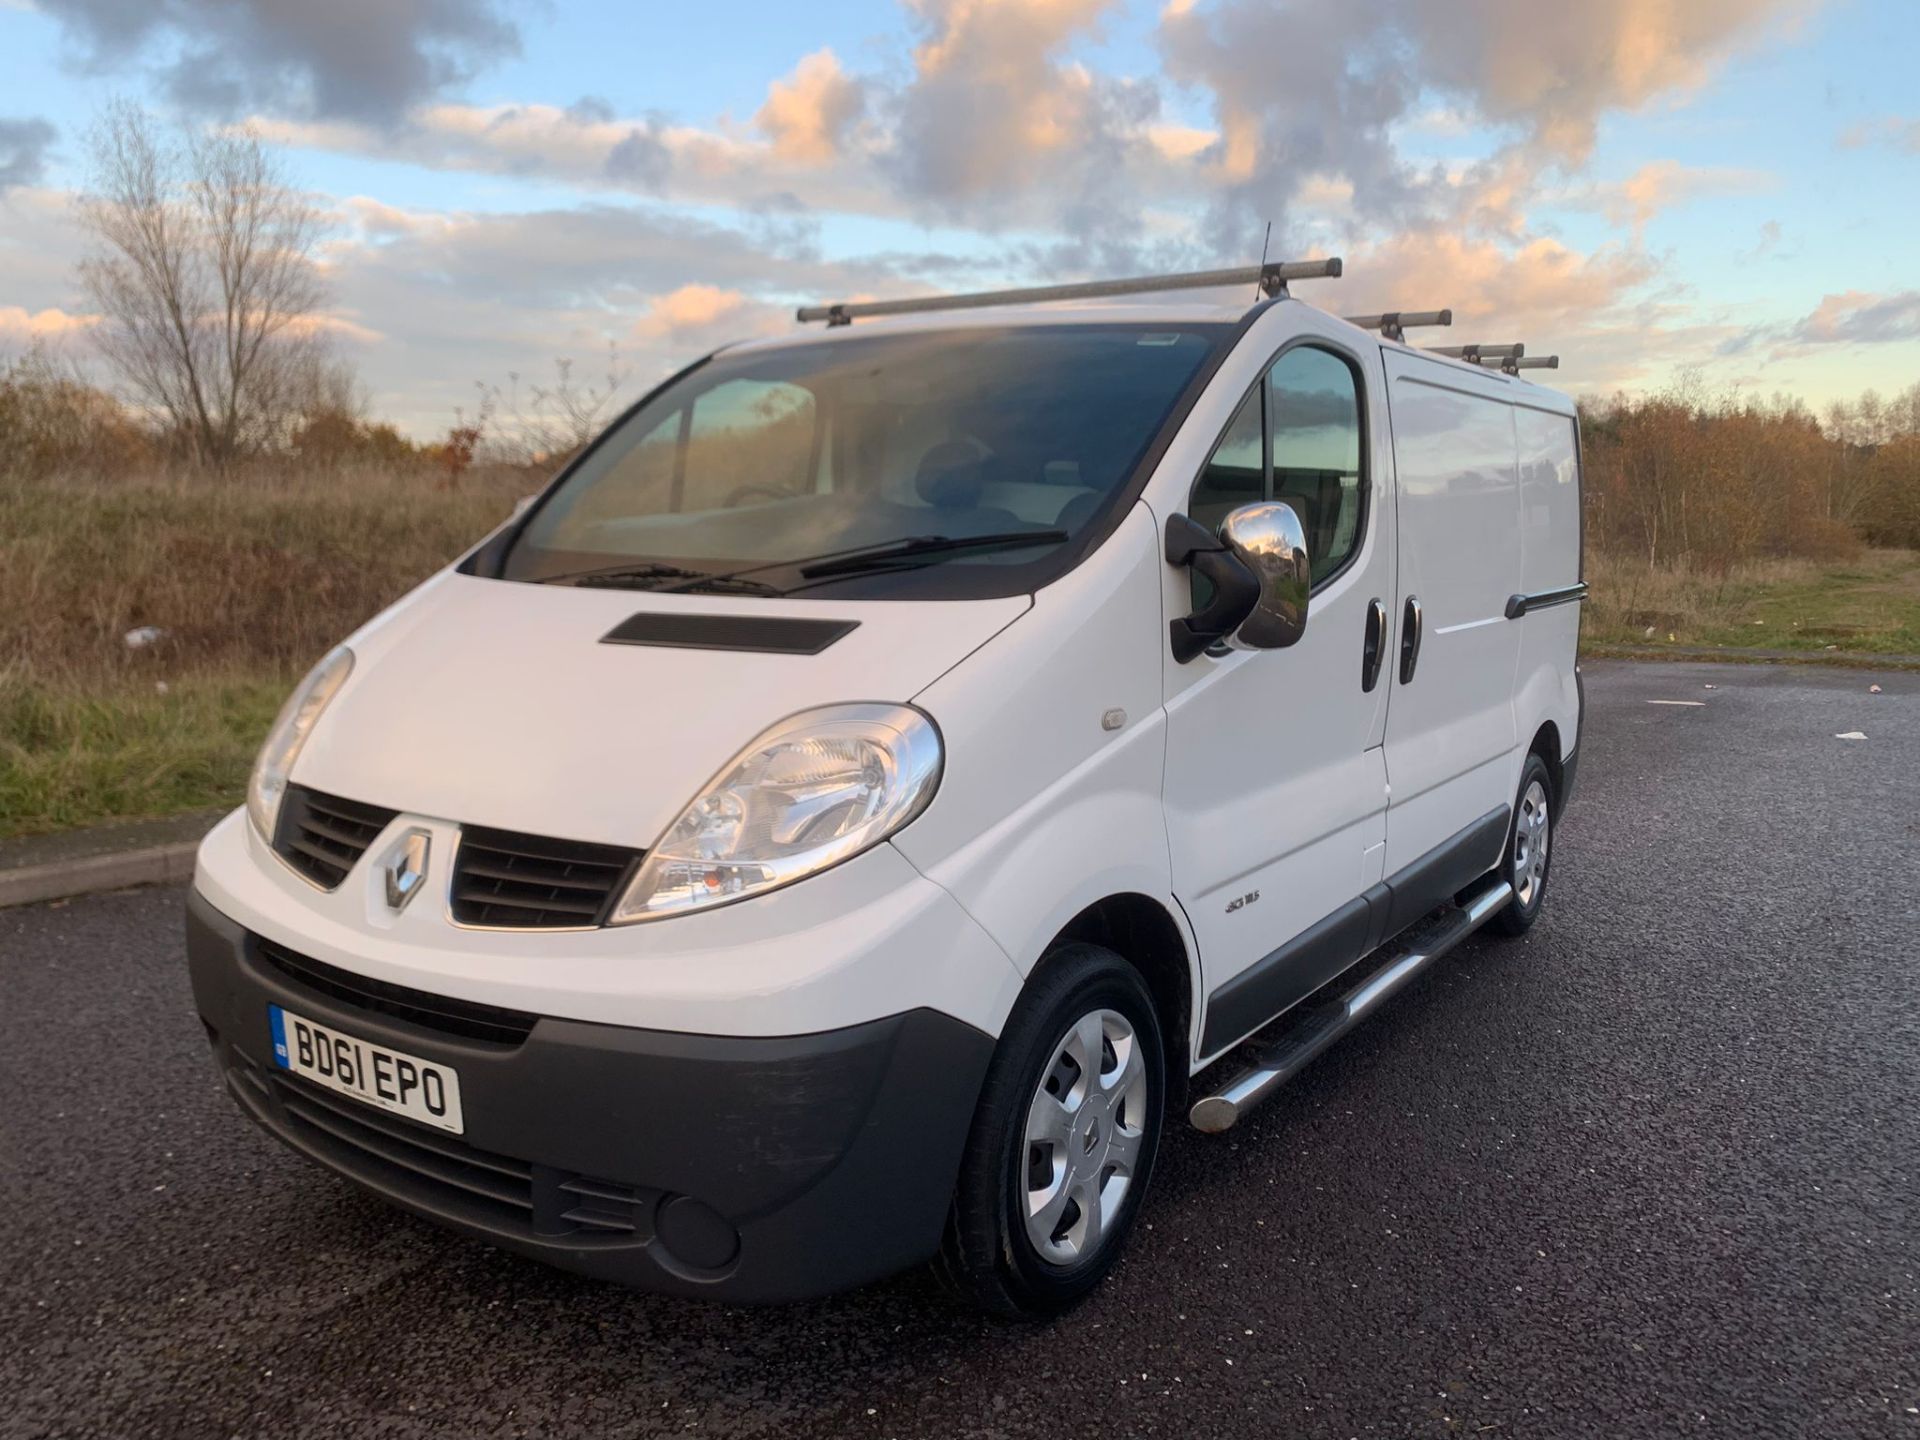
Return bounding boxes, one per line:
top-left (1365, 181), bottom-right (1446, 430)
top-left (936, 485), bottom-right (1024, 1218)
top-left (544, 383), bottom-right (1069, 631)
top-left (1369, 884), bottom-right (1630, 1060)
top-left (1838, 115), bottom-right (1920, 154)
top-left (756, 50), bottom-right (866, 166)
top-left (0, 304), bottom-right (99, 341)
top-left (632, 284), bottom-right (792, 348)
top-left (1157, 0), bottom-right (1815, 250)
top-left (250, 103), bottom-right (905, 218)
top-left (1786, 291), bottom-right (1920, 345)
top-left (884, 0), bottom-right (1151, 217)
top-left (248, 1), bottom-right (1197, 244)
top-left (0, 185), bottom-right (91, 319)
top-left (304, 197), bottom-right (948, 434)
top-left (1714, 290), bottom-right (1920, 361)
top-left (1579, 159), bottom-right (1776, 238)
top-left (1342, 232), bottom-right (1658, 332)
top-left (0, 117), bottom-right (57, 193)
top-left (33, 0), bottom-right (519, 124)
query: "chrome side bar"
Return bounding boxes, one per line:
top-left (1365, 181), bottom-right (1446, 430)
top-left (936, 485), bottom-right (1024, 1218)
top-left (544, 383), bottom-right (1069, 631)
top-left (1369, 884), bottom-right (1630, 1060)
top-left (1189, 880), bottom-right (1515, 1133)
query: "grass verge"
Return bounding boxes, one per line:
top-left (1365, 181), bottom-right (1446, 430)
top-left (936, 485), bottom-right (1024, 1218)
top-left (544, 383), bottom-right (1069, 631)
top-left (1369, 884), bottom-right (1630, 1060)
top-left (0, 671), bottom-right (287, 838)
top-left (1582, 549), bottom-right (1920, 656)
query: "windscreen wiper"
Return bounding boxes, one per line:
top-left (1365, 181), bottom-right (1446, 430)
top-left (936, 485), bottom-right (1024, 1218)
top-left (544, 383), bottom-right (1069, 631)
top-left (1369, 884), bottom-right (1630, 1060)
top-left (795, 530), bottom-right (1070, 579)
top-left (545, 530), bottom-right (1069, 596)
top-left (538, 561), bottom-right (781, 595)
top-left (649, 530), bottom-right (1071, 593)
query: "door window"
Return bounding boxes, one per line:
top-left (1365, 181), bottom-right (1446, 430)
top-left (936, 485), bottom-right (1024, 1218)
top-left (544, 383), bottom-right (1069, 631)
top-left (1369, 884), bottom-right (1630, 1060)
top-left (1188, 384), bottom-right (1265, 534)
top-left (1186, 343), bottom-right (1367, 602)
top-left (1269, 346), bottom-right (1364, 585)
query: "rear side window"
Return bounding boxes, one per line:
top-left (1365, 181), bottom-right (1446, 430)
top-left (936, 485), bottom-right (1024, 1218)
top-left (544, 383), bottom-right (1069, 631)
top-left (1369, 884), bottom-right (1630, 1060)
top-left (1187, 343), bottom-right (1368, 601)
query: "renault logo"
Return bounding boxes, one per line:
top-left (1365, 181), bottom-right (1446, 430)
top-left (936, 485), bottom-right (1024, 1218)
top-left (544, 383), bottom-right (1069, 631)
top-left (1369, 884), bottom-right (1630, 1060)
top-left (382, 828), bottom-right (431, 912)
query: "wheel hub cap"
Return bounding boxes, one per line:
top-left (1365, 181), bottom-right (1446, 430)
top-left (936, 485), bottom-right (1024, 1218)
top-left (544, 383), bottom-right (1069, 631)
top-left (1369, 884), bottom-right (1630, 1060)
top-left (1513, 777), bottom-right (1551, 909)
top-left (1021, 1008), bottom-right (1148, 1265)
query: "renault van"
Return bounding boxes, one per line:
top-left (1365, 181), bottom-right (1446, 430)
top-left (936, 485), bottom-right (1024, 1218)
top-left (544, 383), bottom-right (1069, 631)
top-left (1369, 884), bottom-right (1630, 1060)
top-left (185, 261), bottom-right (1585, 1316)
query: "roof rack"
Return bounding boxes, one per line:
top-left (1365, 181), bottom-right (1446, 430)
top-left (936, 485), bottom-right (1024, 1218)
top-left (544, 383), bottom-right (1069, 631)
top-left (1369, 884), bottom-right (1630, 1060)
top-left (1475, 354), bottom-right (1559, 376)
top-left (1428, 343), bottom-right (1524, 363)
top-left (795, 258), bottom-right (1344, 326)
top-left (1343, 310), bottom-right (1451, 342)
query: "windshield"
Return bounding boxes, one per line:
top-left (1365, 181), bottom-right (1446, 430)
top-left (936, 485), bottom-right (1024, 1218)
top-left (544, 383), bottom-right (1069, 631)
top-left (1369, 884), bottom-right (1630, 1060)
top-left (496, 324), bottom-right (1226, 599)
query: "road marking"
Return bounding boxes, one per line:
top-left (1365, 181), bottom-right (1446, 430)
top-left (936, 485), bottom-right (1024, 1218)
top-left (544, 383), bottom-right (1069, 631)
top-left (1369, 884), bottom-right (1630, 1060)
top-left (1647, 700), bottom-right (1707, 707)
top-left (1835, 731), bottom-right (1867, 740)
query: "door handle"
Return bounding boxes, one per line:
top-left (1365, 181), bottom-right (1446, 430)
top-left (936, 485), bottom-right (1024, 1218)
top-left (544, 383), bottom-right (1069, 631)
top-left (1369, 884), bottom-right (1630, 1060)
top-left (1399, 595), bottom-right (1423, 684)
top-left (1362, 597), bottom-right (1386, 692)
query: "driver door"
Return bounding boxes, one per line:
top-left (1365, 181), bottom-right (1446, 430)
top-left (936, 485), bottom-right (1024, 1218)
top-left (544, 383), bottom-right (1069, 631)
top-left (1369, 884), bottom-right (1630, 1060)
top-left (1157, 322), bottom-right (1396, 1060)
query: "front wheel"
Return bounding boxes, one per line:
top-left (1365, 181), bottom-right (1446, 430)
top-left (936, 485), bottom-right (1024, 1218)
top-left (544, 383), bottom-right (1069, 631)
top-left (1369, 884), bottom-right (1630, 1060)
top-left (933, 943), bottom-right (1165, 1317)
top-left (1491, 753), bottom-right (1554, 936)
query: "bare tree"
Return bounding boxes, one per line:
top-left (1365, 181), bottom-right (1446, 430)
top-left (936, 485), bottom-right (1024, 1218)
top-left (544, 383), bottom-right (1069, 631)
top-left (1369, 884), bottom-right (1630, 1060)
top-left (479, 343), bottom-right (631, 465)
top-left (75, 101), bottom-right (328, 466)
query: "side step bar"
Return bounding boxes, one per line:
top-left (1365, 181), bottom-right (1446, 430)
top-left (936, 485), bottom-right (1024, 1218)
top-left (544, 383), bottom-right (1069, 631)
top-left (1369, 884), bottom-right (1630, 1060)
top-left (1189, 880), bottom-right (1515, 1133)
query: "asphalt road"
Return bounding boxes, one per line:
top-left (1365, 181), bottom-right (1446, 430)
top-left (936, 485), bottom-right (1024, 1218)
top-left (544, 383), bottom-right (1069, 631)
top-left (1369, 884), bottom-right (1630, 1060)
top-left (4, 660), bottom-right (1917, 1440)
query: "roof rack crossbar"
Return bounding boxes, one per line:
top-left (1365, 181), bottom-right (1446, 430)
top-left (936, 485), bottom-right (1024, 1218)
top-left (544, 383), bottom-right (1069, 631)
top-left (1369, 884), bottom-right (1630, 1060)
top-left (1429, 343), bottom-right (1525, 362)
top-left (1344, 309), bottom-right (1451, 342)
top-left (1475, 355), bottom-right (1559, 375)
top-left (795, 258), bottom-right (1344, 325)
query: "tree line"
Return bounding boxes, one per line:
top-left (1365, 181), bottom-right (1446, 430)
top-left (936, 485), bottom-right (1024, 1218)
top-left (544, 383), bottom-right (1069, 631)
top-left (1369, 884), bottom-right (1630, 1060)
top-left (1581, 381), bottom-right (1920, 566)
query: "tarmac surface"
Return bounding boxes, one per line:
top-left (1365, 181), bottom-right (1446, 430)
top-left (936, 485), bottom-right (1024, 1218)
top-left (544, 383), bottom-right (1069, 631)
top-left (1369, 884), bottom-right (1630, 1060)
top-left (3, 659), bottom-right (1917, 1438)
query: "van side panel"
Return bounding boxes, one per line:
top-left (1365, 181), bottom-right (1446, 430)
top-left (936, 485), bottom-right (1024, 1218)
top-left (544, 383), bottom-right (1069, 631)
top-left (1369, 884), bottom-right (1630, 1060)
top-left (1376, 360), bottom-right (1524, 873)
top-left (891, 503), bottom-right (1199, 1047)
top-left (1514, 402), bottom-right (1584, 758)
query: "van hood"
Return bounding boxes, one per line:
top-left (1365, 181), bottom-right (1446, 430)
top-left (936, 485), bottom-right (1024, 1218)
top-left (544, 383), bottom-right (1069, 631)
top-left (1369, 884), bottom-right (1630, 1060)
top-left (292, 571), bottom-right (1028, 849)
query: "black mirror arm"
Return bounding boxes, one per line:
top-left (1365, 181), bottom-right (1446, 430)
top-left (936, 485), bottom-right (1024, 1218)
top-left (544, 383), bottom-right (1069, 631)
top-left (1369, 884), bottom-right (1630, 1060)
top-left (1165, 513), bottom-right (1259, 663)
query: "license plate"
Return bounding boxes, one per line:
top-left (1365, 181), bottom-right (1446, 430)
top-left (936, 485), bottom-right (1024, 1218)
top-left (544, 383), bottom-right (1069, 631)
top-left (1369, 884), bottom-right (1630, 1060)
top-left (269, 1004), bottom-right (465, 1134)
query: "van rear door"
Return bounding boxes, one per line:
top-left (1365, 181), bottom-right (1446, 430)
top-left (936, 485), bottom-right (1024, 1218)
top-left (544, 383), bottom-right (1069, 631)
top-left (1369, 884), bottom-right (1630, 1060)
top-left (1375, 353), bottom-right (1522, 912)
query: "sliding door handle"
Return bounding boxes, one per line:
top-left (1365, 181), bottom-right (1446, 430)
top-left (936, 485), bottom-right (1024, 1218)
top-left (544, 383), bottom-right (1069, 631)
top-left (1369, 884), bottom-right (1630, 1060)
top-left (1362, 597), bottom-right (1387, 692)
top-left (1399, 595), bottom-right (1423, 684)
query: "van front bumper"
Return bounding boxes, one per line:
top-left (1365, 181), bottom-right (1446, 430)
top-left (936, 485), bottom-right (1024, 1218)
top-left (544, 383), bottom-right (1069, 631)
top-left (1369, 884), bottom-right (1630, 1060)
top-left (186, 887), bottom-right (994, 1303)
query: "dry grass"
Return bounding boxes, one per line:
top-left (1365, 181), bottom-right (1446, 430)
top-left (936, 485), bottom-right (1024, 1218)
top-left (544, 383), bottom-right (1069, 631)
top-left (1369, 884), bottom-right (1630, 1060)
top-left (0, 464), bottom-right (527, 837)
top-left (1584, 548), bottom-right (1920, 653)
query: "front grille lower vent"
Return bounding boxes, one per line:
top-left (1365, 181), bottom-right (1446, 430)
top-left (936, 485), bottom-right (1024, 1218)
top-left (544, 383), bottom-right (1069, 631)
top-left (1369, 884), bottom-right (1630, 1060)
top-left (256, 937), bottom-right (539, 1046)
top-left (273, 786), bottom-right (400, 890)
top-left (227, 1051), bottom-right (655, 1244)
top-left (450, 826), bottom-right (643, 930)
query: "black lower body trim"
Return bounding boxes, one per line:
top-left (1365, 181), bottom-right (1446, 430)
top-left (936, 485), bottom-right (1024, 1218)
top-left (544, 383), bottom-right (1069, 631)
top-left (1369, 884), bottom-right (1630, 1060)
top-left (1199, 805), bottom-right (1510, 1056)
top-left (185, 889), bottom-right (995, 1302)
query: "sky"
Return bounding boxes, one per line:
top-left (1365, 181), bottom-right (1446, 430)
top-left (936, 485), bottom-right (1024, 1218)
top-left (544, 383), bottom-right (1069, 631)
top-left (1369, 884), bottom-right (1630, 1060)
top-left (1, 0), bottom-right (1917, 437)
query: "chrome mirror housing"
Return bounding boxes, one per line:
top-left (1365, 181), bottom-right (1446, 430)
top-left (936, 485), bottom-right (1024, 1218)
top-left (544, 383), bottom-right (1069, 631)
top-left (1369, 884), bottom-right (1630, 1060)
top-left (1220, 501), bottom-right (1310, 649)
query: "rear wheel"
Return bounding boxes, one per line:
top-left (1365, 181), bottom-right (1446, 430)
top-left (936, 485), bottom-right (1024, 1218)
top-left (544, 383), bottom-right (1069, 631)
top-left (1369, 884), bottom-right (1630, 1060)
top-left (1491, 753), bottom-right (1554, 936)
top-left (934, 943), bottom-right (1165, 1317)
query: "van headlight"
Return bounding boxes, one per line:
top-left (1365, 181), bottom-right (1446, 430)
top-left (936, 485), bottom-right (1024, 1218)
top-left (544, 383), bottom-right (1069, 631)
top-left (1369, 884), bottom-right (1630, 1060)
top-left (610, 703), bottom-right (942, 924)
top-left (247, 645), bottom-right (354, 842)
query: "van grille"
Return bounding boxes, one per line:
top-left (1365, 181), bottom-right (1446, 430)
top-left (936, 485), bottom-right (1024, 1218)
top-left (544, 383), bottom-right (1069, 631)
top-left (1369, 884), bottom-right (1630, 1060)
top-left (256, 937), bottom-right (538, 1046)
top-left (450, 826), bottom-right (642, 930)
top-left (273, 786), bottom-right (399, 890)
top-left (227, 1051), bottom-right (655, 1244)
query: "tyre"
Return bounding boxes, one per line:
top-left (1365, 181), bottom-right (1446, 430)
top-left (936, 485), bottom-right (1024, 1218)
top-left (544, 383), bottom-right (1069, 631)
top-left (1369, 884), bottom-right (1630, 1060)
top-left (1491, 752), bottom-right (1554, 937)
top-left (934, 943), bottom-right (1166, 1318)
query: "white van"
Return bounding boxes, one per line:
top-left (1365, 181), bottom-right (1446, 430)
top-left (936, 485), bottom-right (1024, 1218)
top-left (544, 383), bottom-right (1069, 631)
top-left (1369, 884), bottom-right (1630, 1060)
top-left (185, 262), bottom-right (1585, 1316)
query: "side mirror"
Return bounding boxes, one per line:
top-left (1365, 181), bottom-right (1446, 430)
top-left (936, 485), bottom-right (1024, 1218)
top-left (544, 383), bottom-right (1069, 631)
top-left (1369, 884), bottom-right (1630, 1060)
top-left (1220, 500), bottom-right (1310, 650)
top-left (1164, 502), bottom-right (1310, 662)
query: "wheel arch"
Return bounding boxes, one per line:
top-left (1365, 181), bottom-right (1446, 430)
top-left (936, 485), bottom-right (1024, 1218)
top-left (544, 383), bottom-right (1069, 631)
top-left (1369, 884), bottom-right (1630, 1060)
top-left (1527, 719), bottom-right (1566, 816)
top-left (1041, 892), bottom-right (1197, 1100)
